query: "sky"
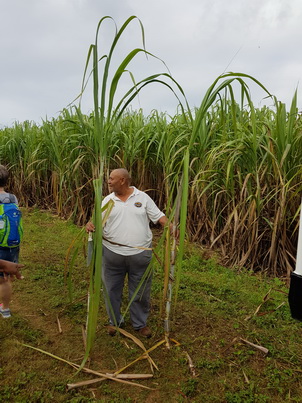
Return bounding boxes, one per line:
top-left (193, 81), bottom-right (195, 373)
top-left (0, 0), bottom-right (301, 127)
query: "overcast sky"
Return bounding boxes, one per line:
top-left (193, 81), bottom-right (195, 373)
top-left (0, 0), bottom-right (301, 127)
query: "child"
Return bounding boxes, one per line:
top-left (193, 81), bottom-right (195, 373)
top-left (0, 165), bottom-right (22, 318)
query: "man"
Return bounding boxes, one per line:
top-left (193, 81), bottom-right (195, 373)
top-left (86, 168), bottom-right (171, 337)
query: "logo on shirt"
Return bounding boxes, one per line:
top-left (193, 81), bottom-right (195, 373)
top-left (134, 202), bottom-right (142, 207)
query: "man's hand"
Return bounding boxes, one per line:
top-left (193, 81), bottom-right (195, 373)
top-left (85, 221), bottom-right (95, 233)
top-left (0, 260), bottom-right (24, 281)
top-left (158, 216), bottom-right (179, 239)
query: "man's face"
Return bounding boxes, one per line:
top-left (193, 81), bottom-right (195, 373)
top-left (108, 170), bottom-right (124, 193)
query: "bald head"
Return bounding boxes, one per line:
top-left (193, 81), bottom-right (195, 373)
top-left (108, 168), bottom-right (132, 195)
top-left (111, 168), bottom-right (131, 184)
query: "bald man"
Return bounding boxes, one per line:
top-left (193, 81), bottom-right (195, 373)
top-left (86, 168), bottom-right (171, 337)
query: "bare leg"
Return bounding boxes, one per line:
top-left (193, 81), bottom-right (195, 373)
top-left (0, 278), bottom-right (12, 309)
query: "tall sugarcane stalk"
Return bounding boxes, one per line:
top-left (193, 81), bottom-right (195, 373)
top-left (78, 16), bottom-right (189, 367)
top-left (169, 74), bottom-right (273, 310)
top-left (163, 174), bottom-right (183, 346)
top-left (84, 22), bottom-right (276, 361)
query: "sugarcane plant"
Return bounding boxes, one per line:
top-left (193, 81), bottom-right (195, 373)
top-left (58, 13), bottom-right (281, 371)
top-left (80, 12), bottom-right (280, 359)
top-left (77, 15), bottom-right (191, 367)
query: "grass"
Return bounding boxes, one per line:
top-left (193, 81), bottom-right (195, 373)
top-left (1, 208), bottom-right (302, 402)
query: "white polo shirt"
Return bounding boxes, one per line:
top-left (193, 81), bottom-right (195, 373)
top-left (102, 187), bottom-right (165, 256)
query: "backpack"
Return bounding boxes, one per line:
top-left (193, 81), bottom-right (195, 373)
top-left (0, 194), bottom-right (23, 248)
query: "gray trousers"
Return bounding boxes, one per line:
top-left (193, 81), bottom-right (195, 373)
top-left (102, 246), bottom-right (152, 330)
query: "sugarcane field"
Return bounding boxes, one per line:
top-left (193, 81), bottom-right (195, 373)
top-left (1, 14), bottom-right (302, 403)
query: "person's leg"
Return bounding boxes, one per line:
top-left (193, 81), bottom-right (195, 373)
top-left (102, 246), bottom-right (127, 326)
top-left (0, 247), bottom-right (18, 312)
top-left (127, 249), bottom-right (152, 330)
top-left (0, 277), bottom-right (12, 309)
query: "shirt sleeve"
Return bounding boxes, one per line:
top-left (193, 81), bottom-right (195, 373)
top-left (0, 193), bottom-right (18, 204)
top-left (145, 194), bottom-right (165, 224)
top-left (101, 195), bottom-right (109, 207)
top-left (11, 194), bottom-right (18, 204)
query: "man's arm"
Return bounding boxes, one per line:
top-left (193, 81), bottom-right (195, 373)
top-left (158, 216), bottom-right (175, 234)
top-left (0, 260), bottom-right (24, 280)
top-left (158, 215), bottom-right (168, 227)
top-left (158, 216), bottom-right (181, 239)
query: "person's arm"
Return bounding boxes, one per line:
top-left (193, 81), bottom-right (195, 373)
top-left (158, 216), bottom-right (181, 239)
top-left (158, 215), bottom-right (168, 227)
top-left (0, 260), bottom-right (24, 280)
top-left (158, 216), bottom-right (175, 234)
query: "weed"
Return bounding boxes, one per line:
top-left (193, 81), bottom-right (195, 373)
top-left (196, 358), bottom-right (224, 373)
top-left (225, 385), bottom-right (269, 403)
top-left (180, 378), bottom-right (199, 397)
